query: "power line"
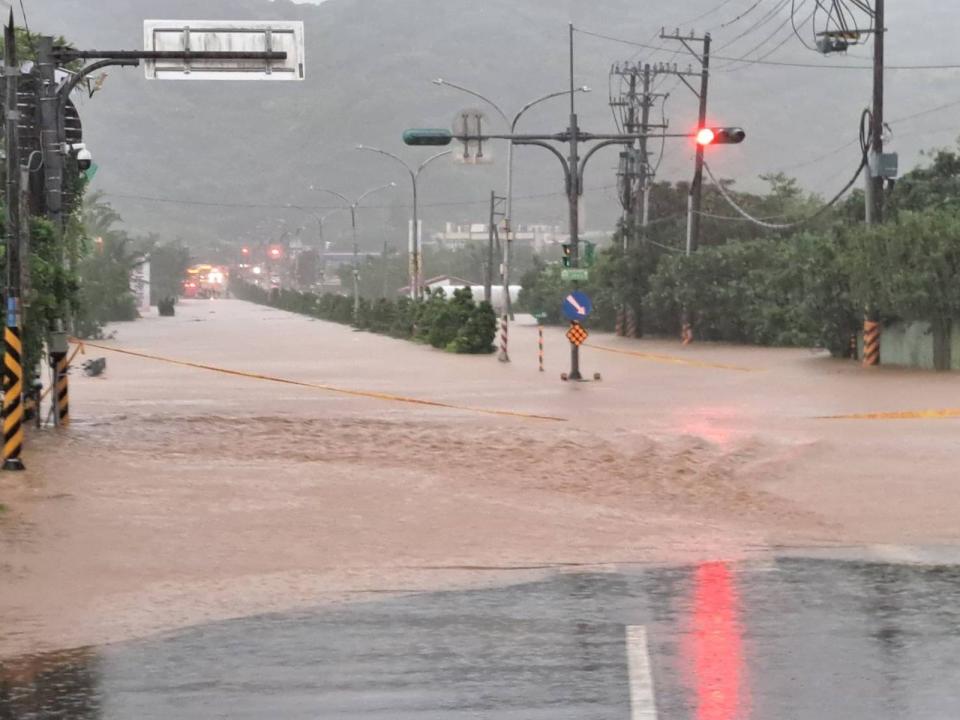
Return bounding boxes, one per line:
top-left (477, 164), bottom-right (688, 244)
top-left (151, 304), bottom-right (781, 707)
top-left (17, 0), bottom-right (29, 35)
top-left (715, 0), bottom-right (815, 70)
top-left (102, 184), bottom-right (626, 212)
top-left (574, 26), bottom-right (960, 71)
top-left (767, 95), bottom-right (960, 174)
top-left (704, 154), bottom-right (864, 229)
top-left (715, 0), bottom-right (765, 30)
top-left (713, 0), bottom-right (793, 52)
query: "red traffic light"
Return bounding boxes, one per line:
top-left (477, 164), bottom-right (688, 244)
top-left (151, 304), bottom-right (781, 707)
top-left (241, 247), bottom-right (250, 256)
top-left (696, 128), bottom-right (716, 146)
top-left (695, 127), bottom-right (746, 146)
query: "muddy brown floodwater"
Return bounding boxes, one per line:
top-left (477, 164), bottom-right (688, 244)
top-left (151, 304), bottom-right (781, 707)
top-left (1, 298), bottom-right (958, 658)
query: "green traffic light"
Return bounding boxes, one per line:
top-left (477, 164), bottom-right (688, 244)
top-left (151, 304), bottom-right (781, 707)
top-left (402, 129), bottom-right (453, 146)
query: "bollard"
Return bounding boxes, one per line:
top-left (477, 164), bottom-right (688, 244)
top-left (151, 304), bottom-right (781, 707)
top-left (538, 325), bottom-right (544, 372)
top-left (2, 321), bottom-right (25, 471)
top-left (55, 354), bottom-right (69, 426)
top-left (626, 306), bottom-right (638, 339)
top-left (498, 314), bottom-right (510, 363)
top-left (49, 329), bottom-right (70, 427)
top-left (863, 320), bottom-right (881, 367)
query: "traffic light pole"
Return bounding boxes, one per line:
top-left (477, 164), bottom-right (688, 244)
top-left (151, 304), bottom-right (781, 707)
top-left (566, 24), bottom-right (583, 380)
top-left (658, 30), bottom-right (712, 254)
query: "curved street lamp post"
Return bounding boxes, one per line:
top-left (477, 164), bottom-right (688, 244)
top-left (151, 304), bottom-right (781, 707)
top-left (310, 182), bottom-right (396, 320)
top-left (355, 146), bottom-right (452, 300)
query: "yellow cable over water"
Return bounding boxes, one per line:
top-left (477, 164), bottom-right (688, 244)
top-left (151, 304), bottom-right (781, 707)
top-left (74, 340), bottom-right (567, 423)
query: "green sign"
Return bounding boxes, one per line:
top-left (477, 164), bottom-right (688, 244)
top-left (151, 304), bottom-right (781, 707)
top-left (583, 241), bottom-right (596, 267)
top-left (402, 128), bottom-right (453, 146)
top-left (84, 163), bottom-right (99, 181)
top-left (561, 268), bottom-right (589, 282)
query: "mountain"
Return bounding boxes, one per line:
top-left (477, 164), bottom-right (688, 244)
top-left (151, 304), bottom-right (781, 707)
top-left (21, 0), bottom-right (958, 251)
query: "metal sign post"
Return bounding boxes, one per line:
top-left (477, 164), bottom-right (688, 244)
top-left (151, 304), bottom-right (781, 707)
top-left (561, 291), bottom-right (592, 381)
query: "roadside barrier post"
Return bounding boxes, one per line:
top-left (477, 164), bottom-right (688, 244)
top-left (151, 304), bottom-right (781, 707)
top-left (498, 314), bottom-right (510, 363)
top-left (2, 298), bottom-right (25, 471)
top-left (49, 330), bottom-right (69, 427)
top-left (863, 320), bottom-right (881, 367)
top-left (538, 325), bottom-right (544, 372)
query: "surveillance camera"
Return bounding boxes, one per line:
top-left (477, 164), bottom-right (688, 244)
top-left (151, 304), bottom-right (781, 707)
top-left (71, 143), bottom-right (92, 171)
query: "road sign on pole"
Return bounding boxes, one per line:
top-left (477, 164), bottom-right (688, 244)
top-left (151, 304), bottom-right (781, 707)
top-left (143, 20), bottom-right (306, 80)
top-left (561, 268), bottom-right (589, 282)
top-left (566, 321), bottom-right (588, 346)
top-left (562, 290), bottom-right (593, 321)
top-left (451, 108), bottom-right (491, 164)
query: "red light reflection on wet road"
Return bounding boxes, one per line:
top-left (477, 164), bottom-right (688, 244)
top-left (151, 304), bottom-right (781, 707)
top-left (688, 561), bottom-right (747, 720)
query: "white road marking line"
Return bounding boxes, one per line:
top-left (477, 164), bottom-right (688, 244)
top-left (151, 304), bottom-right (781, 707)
top-left (626, 625), bottom-right (658, 720)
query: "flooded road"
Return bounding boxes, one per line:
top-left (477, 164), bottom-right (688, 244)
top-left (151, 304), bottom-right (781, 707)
top-left (2, 299), bottom-right (960, 671)
top-left (4, 558), bottom-right (960, 719)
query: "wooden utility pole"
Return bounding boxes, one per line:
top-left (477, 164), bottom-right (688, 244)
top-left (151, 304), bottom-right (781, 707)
top-left (659, 29), bottom-right (711, 254)
top-left (867, 0), bottom-right (884, 225)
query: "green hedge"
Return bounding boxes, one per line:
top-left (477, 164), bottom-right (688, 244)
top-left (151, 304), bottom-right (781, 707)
top-left (231, 281), bottom-right (496, 354)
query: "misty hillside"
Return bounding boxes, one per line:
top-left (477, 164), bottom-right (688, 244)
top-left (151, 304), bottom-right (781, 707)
top-left (24, 0), bottom-right (960, 250)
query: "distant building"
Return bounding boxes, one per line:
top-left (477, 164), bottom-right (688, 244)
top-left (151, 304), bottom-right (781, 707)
top-left (398, 275), bottom-right (520, 313)
top-left (431, 222), bottom-right (564, 252)
top-left (430, 222), bottom-right (611, 251)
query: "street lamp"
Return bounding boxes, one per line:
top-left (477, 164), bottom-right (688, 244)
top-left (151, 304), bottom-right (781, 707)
top-left (310, 182), bottom-right (396, 320)
top-left (432, 79), bottom-right (591, 318)
top-left (355, 145), bottom-right (451, 300)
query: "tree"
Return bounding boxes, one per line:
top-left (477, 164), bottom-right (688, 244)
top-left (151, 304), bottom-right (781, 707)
top-left (845, 208), bottom-right (960, 369)
top-left (74, 193), bottom-right (141, 337)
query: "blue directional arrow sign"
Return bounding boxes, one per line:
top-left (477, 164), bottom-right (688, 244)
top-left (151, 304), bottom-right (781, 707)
top-left (562, 290), bottom-right (593, 321)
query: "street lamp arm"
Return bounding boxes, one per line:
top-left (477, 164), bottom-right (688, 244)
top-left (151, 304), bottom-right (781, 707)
top-left (578, 139), bottom-right (632, 195)
top-left (311, 187), bottom-right (351, 208)
top-left (512, 139), bottom-right (571, 191)
top-left (415, 150), bottom-right (453, 179)
top-left (355, 181), bottom-right (396, 207)
top-left (432, 78), bottom-right (510, 127)
top-left (511, 86), bottom-right (590, 131)
top-left (356, 144), bottom-right (414, 176)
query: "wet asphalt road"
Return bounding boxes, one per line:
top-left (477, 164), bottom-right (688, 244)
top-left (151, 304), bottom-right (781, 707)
top-left (3, 557), bottom-right (960, 719)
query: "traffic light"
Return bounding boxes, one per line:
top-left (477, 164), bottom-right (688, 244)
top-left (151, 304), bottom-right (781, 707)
top-left (695, 127), bottom-right (746, 146)
top-left (241, 247), bottom-right (250, 256)
top-left (561, 243), bottom-right (573, 267)
top-left (402, 129), bottom-right (454, 146)
top-left (583, 241), bottom-right (596, 268)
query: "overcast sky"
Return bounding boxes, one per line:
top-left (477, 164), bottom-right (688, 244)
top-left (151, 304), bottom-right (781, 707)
top-left (17, 0), bottom-right (960, 244)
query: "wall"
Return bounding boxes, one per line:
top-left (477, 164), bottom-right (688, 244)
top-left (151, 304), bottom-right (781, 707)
top-left (880, 320), bottom-right (960, 370)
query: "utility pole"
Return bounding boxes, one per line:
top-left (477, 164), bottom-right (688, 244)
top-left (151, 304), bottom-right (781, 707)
top-left (659, 29), bottom-right (711, 254)
top-left (867, 0), bottom-right (884, 225)
top-left (638, 64), bottom-right (654, 231)
top-left (609, 61), bottom-right (669, 336)
top-left (484, 191), bottom-right (505, 304)
top-left (486, 190), bottom-right (495, 303)
top-left (3, 13), bottom-right (25, 470)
